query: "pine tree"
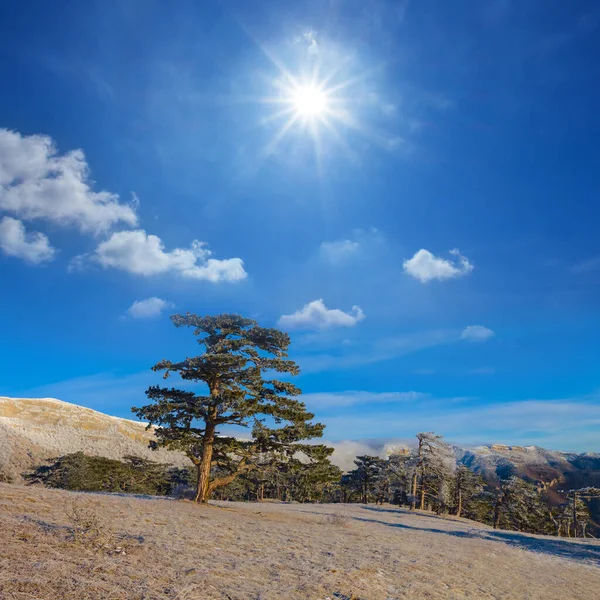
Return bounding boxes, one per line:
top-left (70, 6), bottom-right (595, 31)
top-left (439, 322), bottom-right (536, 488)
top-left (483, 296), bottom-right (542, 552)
top-left (451, 465), bottom-right (485, 518)
top-left (133, 313), bottom-right (330, 503)
top-left (378, 452), bottom-right (411, 505)
top-left (408, 432), bottom-right (455, 510)
top-left (558, 487), bottom-right (600, 537)
top-left (342, 455), bottom-right (386, 503)
top-left (492, 477), bottom-right (551, 533)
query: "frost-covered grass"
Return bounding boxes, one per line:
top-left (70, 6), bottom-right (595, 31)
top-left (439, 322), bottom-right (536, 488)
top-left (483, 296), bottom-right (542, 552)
top-left (0, 483), bottom-right (598, 599)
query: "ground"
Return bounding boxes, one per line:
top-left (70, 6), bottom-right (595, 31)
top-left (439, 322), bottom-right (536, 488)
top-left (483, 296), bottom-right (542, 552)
top-left (0, 483), bottom-right (598, 599)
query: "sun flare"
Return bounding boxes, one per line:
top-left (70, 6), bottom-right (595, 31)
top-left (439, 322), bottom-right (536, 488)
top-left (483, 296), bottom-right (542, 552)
top-left (291, 85), bottom-right (328, 118)
top-left (254, 36), bottom-right (380, 168)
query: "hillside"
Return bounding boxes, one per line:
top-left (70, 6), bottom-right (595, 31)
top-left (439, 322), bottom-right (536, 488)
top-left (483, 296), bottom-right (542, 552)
top-left (1, 482), bottom-right (598, 599)
top-left (2, 396), bottom-right (599, 494)
top-left (0, 396), bottom-right (187, 482)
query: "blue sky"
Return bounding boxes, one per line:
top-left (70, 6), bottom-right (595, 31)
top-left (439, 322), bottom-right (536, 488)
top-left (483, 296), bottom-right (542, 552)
top-left (1, 0), bottom-right (599, 452)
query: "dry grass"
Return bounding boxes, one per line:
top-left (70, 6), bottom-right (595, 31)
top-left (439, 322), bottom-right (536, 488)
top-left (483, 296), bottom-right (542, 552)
top-left (1, 483), bottom-right (599, 599)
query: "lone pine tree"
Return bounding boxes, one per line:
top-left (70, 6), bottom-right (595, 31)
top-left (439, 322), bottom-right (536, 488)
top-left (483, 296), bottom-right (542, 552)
top-left (133, 313), bottom-right (331, 503)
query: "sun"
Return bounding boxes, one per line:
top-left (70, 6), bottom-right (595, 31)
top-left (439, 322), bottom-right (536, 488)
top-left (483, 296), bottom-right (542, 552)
top-left (253, 35), bottom-right (384, 168)
top-left (291, 84), bottom-right (328, 118)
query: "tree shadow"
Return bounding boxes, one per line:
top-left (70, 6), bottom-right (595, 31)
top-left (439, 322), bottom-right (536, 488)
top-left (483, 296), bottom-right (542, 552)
top-left (360, 504), bottom-right (459, 521)
top-left (355, 512), bottom-right (600, 565)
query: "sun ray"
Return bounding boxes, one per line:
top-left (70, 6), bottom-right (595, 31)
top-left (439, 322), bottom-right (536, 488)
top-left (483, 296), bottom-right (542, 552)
top-left (245, 33), bottom-right (396, 171)
top-left (257, 106), bottom-right (297, 127)
top-left (263, 112), bottom-right (301, 157)
top-left (319, 117), bottom-right (359, 163)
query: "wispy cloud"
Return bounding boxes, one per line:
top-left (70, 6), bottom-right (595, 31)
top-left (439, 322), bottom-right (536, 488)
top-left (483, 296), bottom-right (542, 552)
top-left (365, 92), bottom-right (398, 118)
top-left (296, 30), bottom-right (319, 55)
top-left (421, 91), bottom-right (454, 111)
top-left (571, 256), bottom-right (600, 274)
top-left (461, 325), bottom-right (495, 342)
top-left (279, 299), bottom-right (365, 331)
top-left (403, 248), bottom-right (473, 283)
top-left (319, 227), bottom-right (382, 265)
top-left (321, 396), bottom-right (600, 452)
top-left (302, 390), bottom-right (429, 409)
top-left (320, 239), bottom-right (360, 264)
top-left (297, 325), bottom-right (494, 373)
top-left (0, 216), bottom-right (56, 264)
top-left (468, 367), bottom-right (496, 375)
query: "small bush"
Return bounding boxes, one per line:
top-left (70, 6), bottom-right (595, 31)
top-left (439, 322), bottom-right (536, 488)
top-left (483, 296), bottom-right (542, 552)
top-left (65, 501), bottom-right (128, 555)
top-left (171, 483), bottom-right (196, 500)
top-left (325, 514), bottom-right (349, 527)
top-left (0, 469), bottom-right (14, 483)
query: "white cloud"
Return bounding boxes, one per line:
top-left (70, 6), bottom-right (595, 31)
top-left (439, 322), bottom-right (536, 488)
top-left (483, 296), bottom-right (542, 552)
top-left (461, 325), bottom-right (495, 342)
top-left (126, 297), bottom-right (174, 319)
top-left (78, 229), bottom-right (247, 282)
top-left (278, 299), bottom-right (365, 330)
top-left (0, 128), bottom-right (138, 233)
top-left (403, 248), bottom-right (473, 282)
top-left (0, 216), bottom-right (56, 264)
top-left (320, 239), bottom-right (360, 264)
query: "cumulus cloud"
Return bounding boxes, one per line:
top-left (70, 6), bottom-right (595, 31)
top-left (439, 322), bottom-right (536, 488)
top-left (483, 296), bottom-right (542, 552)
top-left (77, 229), bottom-right (247, 282)
top-left (403, 248), bottom-right (473, 282)
top-left (0, 216), bottom-right (56, 264)
top-left (461, 325), bottom-right (495, 342)
top-left (126, 297), bottom-right (174, 319)
top-left (0, 128), bottom-right (137, 233)
top-left (278, 299), bottom-right (365, 330)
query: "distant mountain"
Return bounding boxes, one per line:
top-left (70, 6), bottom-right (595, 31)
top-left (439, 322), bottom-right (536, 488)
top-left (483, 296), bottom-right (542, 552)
top-left (455, 443), bottom-right (600, 502)
top-left (0, 396), bottom-right (187, 482)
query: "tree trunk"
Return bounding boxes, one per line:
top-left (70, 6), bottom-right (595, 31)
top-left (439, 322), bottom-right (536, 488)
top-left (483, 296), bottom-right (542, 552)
top-left (419, 476), bottom-right (426, 510)
top-left (572, 493), bottom-right (578, 538)
top-left (493, 497), bottom-right (502, 529)
top-left (410, 471), bottom-right (418, 510)
top-left (194, 418), bottom-right (216, 503)
top-left (411, 436), bottom-right (423, 510)
top-left (456, 488), bottom-right (462, 518)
